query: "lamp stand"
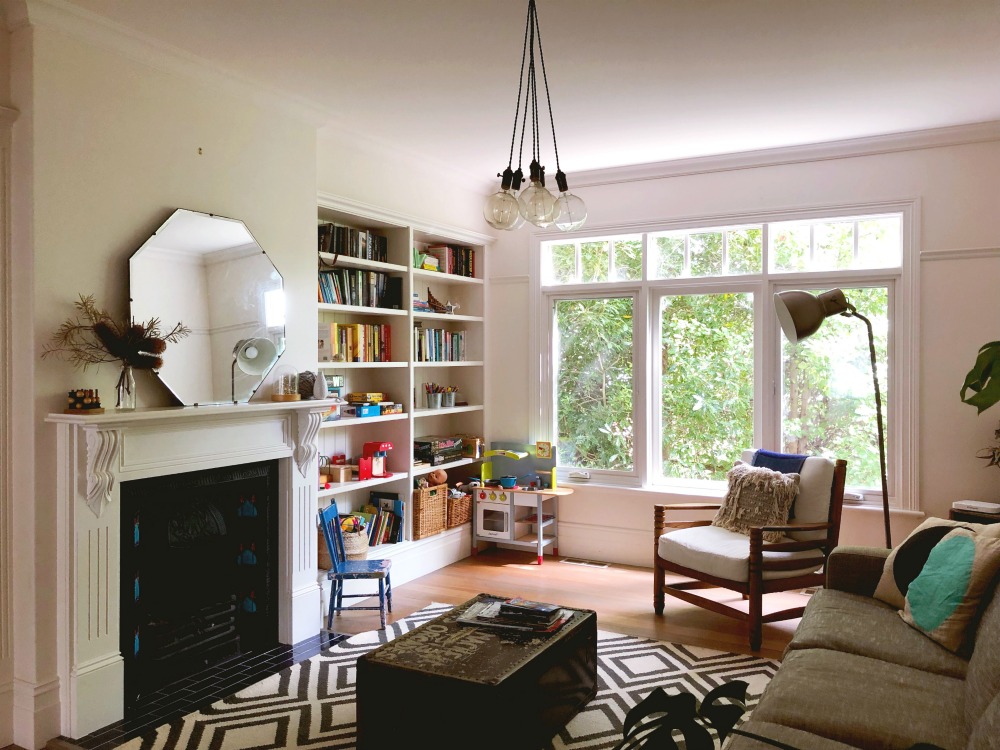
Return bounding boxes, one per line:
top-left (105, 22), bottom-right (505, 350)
top-left (846, 310), bottom-right (891, 548)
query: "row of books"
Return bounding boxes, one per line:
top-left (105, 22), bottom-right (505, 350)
top-left (318, 269), bottom-right (402, 309)
top-left (413, 323), bottom-right (466, 362)
top-left (358, 492), bottom-right (405, 545)
top-left (318, 223), bottom-right (389, 263)
top-left (318, 322), bottom-right (392, 363)
top-left (423, 243), bottom-right (476, 278)
top-left (456, 596), bottom-right (573, 634)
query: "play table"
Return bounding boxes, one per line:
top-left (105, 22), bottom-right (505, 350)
top-left (473, 485), bottom-right (574, 563)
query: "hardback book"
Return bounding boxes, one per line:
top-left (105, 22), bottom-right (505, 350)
top-left (499, 597), bottom-right (562, 618)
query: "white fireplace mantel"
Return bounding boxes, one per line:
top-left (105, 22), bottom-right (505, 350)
top-left (46, 401), bottom-right (329, 738)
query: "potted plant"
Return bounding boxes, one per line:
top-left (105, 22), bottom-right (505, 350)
top-left (960, 341), bottom-right (1000, 414)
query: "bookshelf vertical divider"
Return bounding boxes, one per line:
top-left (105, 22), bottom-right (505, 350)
top-left (314, 195), bottom-right (491, 601)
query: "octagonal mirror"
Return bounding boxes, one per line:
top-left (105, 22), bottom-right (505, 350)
top-left (129, 209), bottom-right (285, 406)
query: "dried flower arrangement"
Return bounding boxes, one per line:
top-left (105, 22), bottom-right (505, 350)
top-left (42, 294), bottom-right (191, 371)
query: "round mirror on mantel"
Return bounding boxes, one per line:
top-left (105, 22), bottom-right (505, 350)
top-left (129, 208), bottom-right (286, 406)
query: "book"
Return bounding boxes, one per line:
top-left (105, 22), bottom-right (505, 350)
top-left (499, 597), bottom-right (563, 622)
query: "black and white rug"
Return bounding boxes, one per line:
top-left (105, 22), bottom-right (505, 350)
top-left (116, 603), bottom-right (778, 749)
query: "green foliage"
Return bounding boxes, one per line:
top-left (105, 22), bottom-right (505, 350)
top-left (661, 293), bottom-right (754, 480)
top-left (960, 341), bottom-right (1000, 415)
top-left (781, 286), bottom-right (888, 488)
top-left (555, 297), bottom-right (634, 470)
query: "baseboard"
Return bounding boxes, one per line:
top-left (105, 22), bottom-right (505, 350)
top-left (0, 677), bottom-right (12, 748)
top-left (13, 676), bottom-right (60, 750)
top-left (556, 522), bottom-right (650, 568)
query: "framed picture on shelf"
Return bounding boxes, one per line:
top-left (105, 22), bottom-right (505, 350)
top-left (536, 441), bottom-right (552, 459)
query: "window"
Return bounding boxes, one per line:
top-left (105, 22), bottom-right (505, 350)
top-left (537, 206), bottom-right (911, 506)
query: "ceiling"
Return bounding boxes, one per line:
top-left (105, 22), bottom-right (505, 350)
top-left (57, 0), bottom-right (1000, 188)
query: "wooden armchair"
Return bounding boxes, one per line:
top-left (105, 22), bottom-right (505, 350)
top-left (653, 451), bottom-right (847, 651)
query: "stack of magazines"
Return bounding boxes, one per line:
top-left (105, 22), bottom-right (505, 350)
top-left (457, 596), bottom-right (573, 634)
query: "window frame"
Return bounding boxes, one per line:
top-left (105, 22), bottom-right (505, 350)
top-left (529, 200), bottom-right (919, 511)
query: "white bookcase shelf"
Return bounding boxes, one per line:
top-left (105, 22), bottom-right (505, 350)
top-left (313, 196), bottom-right (491, 587)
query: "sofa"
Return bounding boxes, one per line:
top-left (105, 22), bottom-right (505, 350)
top-left (724, 544), bottom-right (1000, 750)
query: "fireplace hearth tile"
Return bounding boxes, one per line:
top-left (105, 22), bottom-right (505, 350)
top-left (60, 631), bottom-right (347, 750)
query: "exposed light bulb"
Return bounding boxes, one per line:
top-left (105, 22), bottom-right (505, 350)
top-left (554, 191), bottom-right (587, 231)
top-left (518, 180), bottom-right (559, 228)
top-left (518, 161), bottom-right (560, 228)
top-left (483, 189), bottom-right (523, 230)
top-left (553, 170), bottom-right (586, 232)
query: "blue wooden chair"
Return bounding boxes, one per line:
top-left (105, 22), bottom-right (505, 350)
top-left (318, 502), bottom-right (393, 630)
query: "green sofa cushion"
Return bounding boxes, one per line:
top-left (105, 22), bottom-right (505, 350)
top-left (751, 648), bottom-right (967, 750)
top-left (785, 589), bottom-right (967, 679)
top-left (722, 719), bottom-right (860, 749)
top-left (967, 692), bottom-right (1000, 750)
top-left (965, 586), bottom-right (1000, 734)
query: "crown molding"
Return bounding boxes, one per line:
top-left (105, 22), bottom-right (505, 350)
top-left (17, 0), bottom-right (330, 126)
top-left (921, 246), bottom-right (1000, 262)
top-left (571, 121), bottom-right (1000, 188)
top-left (316, 192), bottom-right (495, 247)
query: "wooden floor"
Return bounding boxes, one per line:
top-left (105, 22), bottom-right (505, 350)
top-left (327, 547), bottom-right (810, 661)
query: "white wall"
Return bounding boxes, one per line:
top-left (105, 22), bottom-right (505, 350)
top-left (7, 20), bottom-right (316, 748)
top-left (316, 124), bottom-right (488, 233)
top-left (487, 138), bottom-right (1000, 565)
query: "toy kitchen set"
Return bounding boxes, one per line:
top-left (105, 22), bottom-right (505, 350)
top-left (471, 441), bottom-right (572, 564)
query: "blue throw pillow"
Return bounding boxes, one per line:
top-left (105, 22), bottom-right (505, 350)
top-left (751, 450), bottom-right (807, 518)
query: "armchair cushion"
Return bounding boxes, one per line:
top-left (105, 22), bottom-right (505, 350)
top-left (658, 525), bottom-right (824, 582)
top-left (712, 462), bottom-right (799, 543)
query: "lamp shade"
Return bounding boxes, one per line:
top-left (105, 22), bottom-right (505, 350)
top-left (773, 289), bottom-right (852, 343)
top-left (233, 337), bottom-right (278, 375)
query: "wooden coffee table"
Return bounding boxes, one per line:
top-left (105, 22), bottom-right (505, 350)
top-left (356, 593), bottom-right (597, 750)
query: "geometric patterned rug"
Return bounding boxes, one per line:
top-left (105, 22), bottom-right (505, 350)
top-left (115, 603), bottom-right (779, 749)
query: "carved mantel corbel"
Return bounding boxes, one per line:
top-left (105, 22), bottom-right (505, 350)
top-left (83, 425), bottom-right (121, 517)
top-left (293, 407), bottom-right (324, 477)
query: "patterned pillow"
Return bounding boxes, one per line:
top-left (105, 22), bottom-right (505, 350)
top-left (874, 517), bottom-right (1000, 609)
top-left (899, 527), bottom-right (1000, 654)
top-left (712, 462), bottom-right (799, 543)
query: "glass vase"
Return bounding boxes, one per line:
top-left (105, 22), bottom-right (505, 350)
top-left (116, 364), bottom-right (136, 411)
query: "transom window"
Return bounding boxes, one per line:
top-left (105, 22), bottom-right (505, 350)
top-left (537, 207), bottom-right (910, 506)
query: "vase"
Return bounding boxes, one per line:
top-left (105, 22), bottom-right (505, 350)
top-left (116, 364), bottom-right (136, 411)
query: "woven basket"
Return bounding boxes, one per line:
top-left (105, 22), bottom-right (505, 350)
top-left (446, 493), bottom-right (472, 528)
top-left (318, 528), bottom-right (369, 568)
top-left (412, 484), bottom-right (448, 539)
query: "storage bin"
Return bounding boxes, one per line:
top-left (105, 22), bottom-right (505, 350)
top-left (318, 528), bottom-right (369, 569)
top-left (412, 484), bottom-right (448, 539)
top-left (446, 493), bottom-right (472, 528)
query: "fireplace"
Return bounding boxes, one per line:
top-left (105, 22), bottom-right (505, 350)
top-left (49, 402), bottom-right (329, 738)
top-left (120, 460), bottom-right (279, 710)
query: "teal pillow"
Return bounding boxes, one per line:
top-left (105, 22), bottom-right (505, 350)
top-left (900, 528), bottom-right (1000, 653)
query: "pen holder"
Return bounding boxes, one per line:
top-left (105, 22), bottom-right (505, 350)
top-left (427, 392), bottom-right (442, 409)
top-left (442, 391), bottom-right (456, 408)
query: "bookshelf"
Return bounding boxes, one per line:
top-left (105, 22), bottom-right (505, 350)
top-left (315, 196), bottom-right (490, 590)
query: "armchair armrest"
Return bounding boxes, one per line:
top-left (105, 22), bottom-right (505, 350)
top-left (825, 545), bottom-right (891, 597)
top-left (653, 503), bottom-right (721, 537)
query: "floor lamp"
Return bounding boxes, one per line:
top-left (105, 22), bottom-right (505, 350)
top-left (773, 289), bottom-right (891, 549)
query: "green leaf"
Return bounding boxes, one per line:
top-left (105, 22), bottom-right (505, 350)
top-left (960, 341), bottom-right (1000, 414)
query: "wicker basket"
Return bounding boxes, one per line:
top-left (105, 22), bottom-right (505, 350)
top-left (446, 493), bottom-right (472, 528)
top-left (318, 528), bottom-right (369, 568)
top-left (412, 484), bottom-right (448, 540)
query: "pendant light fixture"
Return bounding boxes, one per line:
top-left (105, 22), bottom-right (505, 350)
top-left (484, 0), bottom-right (587, 232)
